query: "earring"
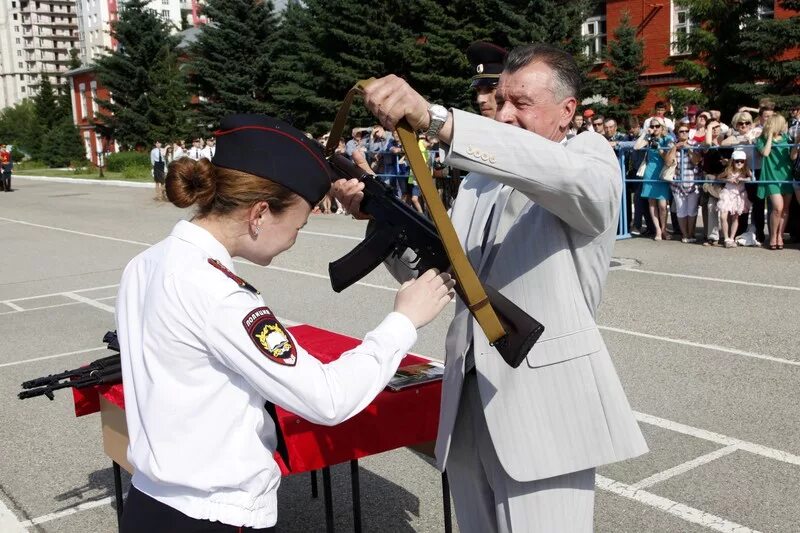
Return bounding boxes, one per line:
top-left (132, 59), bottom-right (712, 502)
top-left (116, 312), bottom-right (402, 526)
top-left (253, 226), bottom-right (260, 236)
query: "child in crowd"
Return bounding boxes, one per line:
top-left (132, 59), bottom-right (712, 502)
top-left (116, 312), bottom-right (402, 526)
top-left (717, 150), bottom-right (752, 248)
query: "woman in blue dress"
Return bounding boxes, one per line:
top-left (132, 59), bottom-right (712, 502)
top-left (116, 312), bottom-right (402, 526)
top-left (635, 119), bottom-right (674, 240)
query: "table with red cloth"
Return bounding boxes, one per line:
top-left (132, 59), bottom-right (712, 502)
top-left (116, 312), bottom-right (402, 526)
top-left (72, 324), bottom-right (449, 532)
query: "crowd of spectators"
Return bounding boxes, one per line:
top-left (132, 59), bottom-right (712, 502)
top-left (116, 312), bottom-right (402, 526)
top-left (577, 99), bottom-right (800, 250)
top-left (311, 125), bottom-right (455, 216)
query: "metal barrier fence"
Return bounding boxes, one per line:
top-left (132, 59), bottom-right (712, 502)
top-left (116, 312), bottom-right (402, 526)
top-left (360, 143), bottom-right (799, 240)
top-left (614, 141), bottom-right (799, 239)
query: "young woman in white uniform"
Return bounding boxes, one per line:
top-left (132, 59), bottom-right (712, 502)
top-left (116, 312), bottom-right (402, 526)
top-left (116, 114), bottom-right (454, 532)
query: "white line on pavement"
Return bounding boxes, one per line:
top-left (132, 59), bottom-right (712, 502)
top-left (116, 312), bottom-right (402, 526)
top-left (17, 496), bottom-right (114, 528)
top-left (628, 445), bottom-right (740, 490)
top-left (1, 284), bottom-right (120, 304)
top-left (301, 230), bottom-right (362, 241)
top-left (635, 411), bottom-right (800, 467)
top-left (0, 498), bottom-right (26, 533)
top-left (620, 268), bottom-right (800, 292)
top-left (0, 347), bottom-right (107, 369)
top-left (595, 474), bottom-right (760, 533)
top-left (63, 292), bottom-right (116, 313)
top-left (599, 325), bottom-right (800, 367)
top-left (3, 301), bottom-right (24, 311)
top-left (5, 215), bottom-right (799, 293)
top-left (0, 302), bottom-right (83, 316)
top-left (0, 217), bottom-right (151, 247)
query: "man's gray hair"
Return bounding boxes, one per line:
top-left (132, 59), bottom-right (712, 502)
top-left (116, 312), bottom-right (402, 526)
top-left (504, 43), bottom-right (581, 102)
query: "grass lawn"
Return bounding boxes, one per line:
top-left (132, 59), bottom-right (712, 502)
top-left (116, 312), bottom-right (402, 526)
top-left (14, 167), bottom-right (151, 182)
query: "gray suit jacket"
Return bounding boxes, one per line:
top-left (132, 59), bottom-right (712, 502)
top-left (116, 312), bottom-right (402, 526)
top-left (422, 110), bottom-right (648, 482)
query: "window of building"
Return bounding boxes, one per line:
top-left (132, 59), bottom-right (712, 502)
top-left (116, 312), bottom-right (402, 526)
top-left (582, 15), bottom-right (607, 63)
top-left (757, 1), bottom-right (774, 19)
top-left (18, 62), bottom-right (22, 68)
top-left (21, 86), bottom-right (26, 93)
top-left (671, 2), bottom-right (693, 55)
top-left (161, 9), bottom-right (170, 17)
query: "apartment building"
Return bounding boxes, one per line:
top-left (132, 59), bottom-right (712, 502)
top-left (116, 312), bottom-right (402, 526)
top-left (75, 0), bottom-right (189, 65)
top-left (0, 0), bottom-right (80, 108)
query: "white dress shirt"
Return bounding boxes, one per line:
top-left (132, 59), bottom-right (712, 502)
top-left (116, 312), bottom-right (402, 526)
top-left (116, 220), bottom-right (416, 528)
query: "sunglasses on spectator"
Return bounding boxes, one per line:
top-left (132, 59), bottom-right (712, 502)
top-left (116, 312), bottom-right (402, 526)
top-left (593, 121), bottom-right (603, 126)
top-left (737, 121), bottom-right (752, 126)
top-left (678, 129), bottom-right (689, 133)
top-left (735, 161), bottom-right (745, 164)
top-left (651, 124), bottom-right (662, 129)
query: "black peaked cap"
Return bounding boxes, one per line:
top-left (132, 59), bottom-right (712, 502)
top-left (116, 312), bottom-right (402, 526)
top-left (466, 41), bottom-right (508, 88)
top-left (212, 115), bottom-right (332, 206)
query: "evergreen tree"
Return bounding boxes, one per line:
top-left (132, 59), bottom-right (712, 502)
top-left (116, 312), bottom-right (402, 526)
top-left (33, 75), bottom-right (59, 130)
top-left (669, 0), bottom-right (800, 119)
top-left (148, 47), bottom-right (192, 143)
top-left (94, 0), bottom-right (180, 148)
top-left (271, 0), bottom-right (414, 134)
top-left (188, 0), bottom-right (279, 131)
top-left (735, 0), bottom-right (800, 110)
top-left (40, 117), bottom-right (88, 167)
top-left (590, 12), bottom-right (647, 121)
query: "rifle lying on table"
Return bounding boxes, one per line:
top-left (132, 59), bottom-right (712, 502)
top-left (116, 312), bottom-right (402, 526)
top-left (19, 331), bottom-right (121, 400)
top-left (326, 152), bottom-right (545, 368)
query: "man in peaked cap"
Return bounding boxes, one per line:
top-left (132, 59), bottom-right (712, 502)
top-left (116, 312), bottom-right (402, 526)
top-left (466, 41), bottom-right (507, 118)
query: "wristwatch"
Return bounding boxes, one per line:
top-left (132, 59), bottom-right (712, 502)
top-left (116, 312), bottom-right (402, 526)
top-left (426, 104), bottom-right (448, 139)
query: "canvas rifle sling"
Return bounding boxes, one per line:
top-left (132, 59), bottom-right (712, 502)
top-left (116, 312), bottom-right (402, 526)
top-left (326, 78), bottom-right (507, 345)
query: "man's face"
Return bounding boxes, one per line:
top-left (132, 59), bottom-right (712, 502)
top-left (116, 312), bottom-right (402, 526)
top-left (760, 109), bottom-right (774, 124)
top-left (475, 85), bottom-right (498, 118)
top-left (495, 62), bottom-right (576, 142)
top-left (155, 142), bottom-right (161, 148)
top-left (573, 116), bottom-right (584, 128)
top-left (592, 118), bottom-right (604, 133)
top-left (603, 121), bottom-right (617, 137)
top-left (655, 106), bottom-right (667, 117)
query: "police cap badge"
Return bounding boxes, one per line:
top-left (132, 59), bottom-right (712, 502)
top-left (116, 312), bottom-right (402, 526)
top-left (466, 41), bottom-right (508, 89)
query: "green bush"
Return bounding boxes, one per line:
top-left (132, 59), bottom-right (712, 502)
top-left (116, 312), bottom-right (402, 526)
top-left (122, 165), bottom-right (151, 181)
top-left (17, 160), bottom-right (47, 170)
top-left (107, 151), bottom-right (151, 172)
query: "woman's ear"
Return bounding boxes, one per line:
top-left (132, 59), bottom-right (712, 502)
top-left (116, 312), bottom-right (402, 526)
top-left (248, 201), bottom-right (270, 237)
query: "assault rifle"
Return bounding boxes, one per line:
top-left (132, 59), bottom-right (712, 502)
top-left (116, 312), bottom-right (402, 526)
top-left (19, 331), bottom-right (122, 400)
top-left (327, 154), bottom-right (545, 368)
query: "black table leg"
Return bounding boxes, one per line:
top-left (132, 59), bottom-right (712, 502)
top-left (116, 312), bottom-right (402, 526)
top-left (442, 471), bottom-right (452, 533)
top-left (311, 470), bottom-right (318, 498)
top-left (112, 461), bottom-right (124, 529)
top-left (350, 460), bottom-right (361, 533)
top-left (322, 466), bottom-right (334, 533)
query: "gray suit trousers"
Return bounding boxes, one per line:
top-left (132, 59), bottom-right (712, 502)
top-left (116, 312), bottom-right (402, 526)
top-left (447, 373), bottom-right (596, 533)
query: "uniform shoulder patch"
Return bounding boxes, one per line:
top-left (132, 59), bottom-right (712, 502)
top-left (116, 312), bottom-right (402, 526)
top-left (208, 258), bottom-right (259, 294)
top-left (243, 307), bottom-right (297, 366)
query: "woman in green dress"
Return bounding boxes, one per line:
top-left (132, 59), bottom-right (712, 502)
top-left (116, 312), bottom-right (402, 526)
top-left (756, 115), bottom-right (794, 249)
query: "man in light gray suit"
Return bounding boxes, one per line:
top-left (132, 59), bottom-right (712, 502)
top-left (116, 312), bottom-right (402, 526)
top-left (334, 43), bottom-right (648, 532)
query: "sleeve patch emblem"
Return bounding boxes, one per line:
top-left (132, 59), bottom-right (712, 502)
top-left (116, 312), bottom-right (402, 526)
top-left (243, 307), bottom-right (297, 366)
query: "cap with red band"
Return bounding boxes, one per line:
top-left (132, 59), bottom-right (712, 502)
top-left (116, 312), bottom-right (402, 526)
top-left (213, 115), bottom-right (333, 206)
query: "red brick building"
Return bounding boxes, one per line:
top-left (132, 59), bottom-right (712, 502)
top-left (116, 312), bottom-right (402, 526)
top-left (64, 65), bottom-right (115, 166)
top-left (584, 1), bottom-right (797, 115)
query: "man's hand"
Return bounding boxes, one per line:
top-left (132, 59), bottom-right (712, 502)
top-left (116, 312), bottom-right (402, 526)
top-left (331, 178), bottom-right (367, 218)
top-left (362, 75), bottom-right (430, 132)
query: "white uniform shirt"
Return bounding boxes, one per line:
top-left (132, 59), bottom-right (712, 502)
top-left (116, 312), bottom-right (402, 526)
top-left (116, 220), bottom-right (416, 528)
top-left (200, 145), bottom-right (215, 160)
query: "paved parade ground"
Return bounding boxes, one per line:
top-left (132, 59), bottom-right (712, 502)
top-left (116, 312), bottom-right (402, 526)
top-left (1, 176), bottom-right (799, 533)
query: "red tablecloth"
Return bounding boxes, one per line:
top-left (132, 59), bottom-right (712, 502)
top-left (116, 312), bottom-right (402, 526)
top-left (72, 324), bottom-right (442, 475)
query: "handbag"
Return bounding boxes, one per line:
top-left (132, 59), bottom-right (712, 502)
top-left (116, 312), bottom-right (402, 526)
top-left (660, 160), bottom-right (677, 182)
top-left (636, 158), bottom-right (647, 177)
